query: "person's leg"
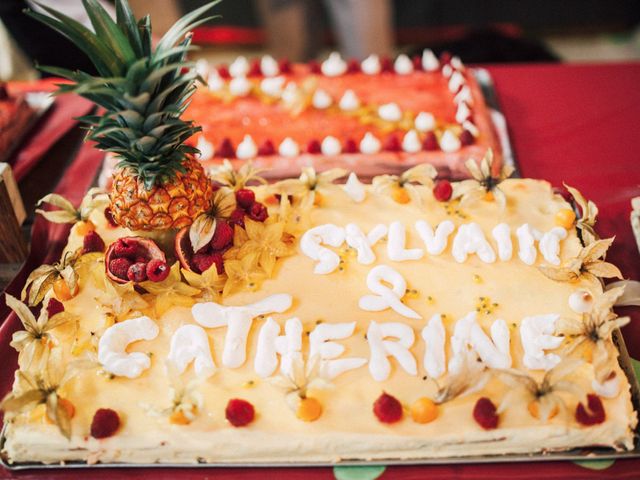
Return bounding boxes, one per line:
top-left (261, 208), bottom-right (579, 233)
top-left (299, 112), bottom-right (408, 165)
top-left (324, 0), bottom-right (394, 59)
top-left (254, 0), bottom-right (320, 61)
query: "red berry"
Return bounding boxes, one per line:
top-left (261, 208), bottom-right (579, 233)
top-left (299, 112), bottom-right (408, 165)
top-left (217, 138), bottom-right (235, 158)
top-left (217, 64), bottom-right (230, 79)
top-left (460, 129), bottom-right (475, 146)
top-left (433, 179), bottom-right (453, 202)
top-left (380, 56), bottom-right (393, 72)
top-left (383, 134), bottom-right (401, 152)
top-left (343, 138), bottom-right (358, 153)
top-left (211, 220), bottom-right (234, 250)
top-left (82, 230), bottom-right (105, 254)
top-left (575, 394), bottom-right (606, 426)
top-left (113, 238), bottom-right (137, 258)
top-left (347, 58), bottom-right (360, 73)
top-left (306, 139), bottom-right (321, 154)
top-left (109, 257), bottom-right (133, 280)
top-left (373, 392), bottom-right (403, 424)
top-left (473, 397), bottom-right (499, 430)
top-left (248, 58), bottom-right (261, 77)
top-left (46, 298), bottom-right (64, 317)
top-left (278, 58), bottom-right (292, 74)
top-left (235, 188), bottom-right (256, 209)
top-left (146, 259), bottom-right (170, 282)
top-left (422, 131), bottom-right (439, 151)
top-left (104, 207), bottom-right (118, 227)
top-left (412, 55), bottom-right (423, 71)
top-left (247, 202), bottom-right (268, 222)
top-left (192, 252), bottom-right (223, 274)
top-left (90, 408), bottom-right (120, 439)
top-left (440, 51), bottom-right (452, 64)
top-left (229, 208), bottom-right (246, 228)
top-left (127, 262), bottom-right (148, 282)
top-left (225, 398), bottom-right (255, 427)
top-left (308, 60), bottom-right (321, 74)
top-left (257, 139), bottom-right (275, 156)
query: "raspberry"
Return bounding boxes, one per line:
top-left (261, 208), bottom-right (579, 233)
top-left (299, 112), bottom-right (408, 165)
top-left (412, 55), bottom-right (423, 71)
top-left (473, 397), bottom-right (499, 430)
top-left (440, 51), bottom-right (452, 64)
top-left (460, 129), bottom-right (474, 146)
top-left (248, 58), bottom-right (261, 77)
top-left (193, 252), bottom-right (223, 274)
top-left (278, 58), bottom-right (292, 74)
top-left (380, 56), bottom-right (393, 72)
top-left (433, 180), bottom-right (453, 202)
top-left (217, 138), bottom-right (235, 159)
top-left (235, 188), bottom-right (256, 209)
top-left (104, 207), bottom-right (118, 227)
top-left (225, 398), bottom-right (255, 427)
top-left (347, 58), bottom-right (360, 73)
top-left (247, 202), bottom-right (268, 222)
top-left (308, 60), bottom-right (321, 74)
top-left (217, 64), bottom-right (230, 79)
top-left (210, 220), bottom-right (234, 250)
top-left (229, 208), bottom-right (246, 228)
top-left (113, 238), bottom-right (137, 258)
top-left (146, 259), bottom-right (170, 282)
top-left (373, 392), bottom-right (403, 423)
top-left (575, 394), bottom-right (606, 426)
top-left (383, 134), bottom-right (401, 152)
top-left (306, 139), bottom-right (321, 154)
top-left (127, 262), bottom-right (148, 282)
top-left (257, 139), bottom-right (275, 156)
top-left (343, 138), bottom-right (358, 153)
top-left (46, 298), bottom-right (64, 317)
top-left (109, 257), bottom-right (133, 280)
top-left (90, 408), bottom-right (120, 439)
top-left (82, 231), bottom-right (105, 254)
top-left (422, 131), bottom-right (439, 151)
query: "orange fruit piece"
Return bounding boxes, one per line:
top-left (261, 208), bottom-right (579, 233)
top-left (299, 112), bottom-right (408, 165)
top-left (410, 397), bottom-right (438, 424)
top-left (46, 398), bottom-right (76, 423)
top-left (53, 278), bottom-right (77, 301)
top-left (391, 186), bottom-right (410, 204)
top-left (313, 191), bottom-right (324, 207)
top-left (527, 400), bottom-right (559, 420)
top-left (484, 191), bottom-right (495, 202)
top-left (169, 409), bottom-right (191, 425)
top-left (296, 397), bottom-right (322, 422)
top-left (555, 208), bottom-right (576, 229)
top-left (75, 220), bottom-right (96, 236)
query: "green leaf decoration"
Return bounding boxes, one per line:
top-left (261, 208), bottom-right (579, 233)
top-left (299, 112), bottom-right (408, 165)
top-left (573, 459), bottom-right (616, 470)
top-left (333, 466), bottom-right (386, 480)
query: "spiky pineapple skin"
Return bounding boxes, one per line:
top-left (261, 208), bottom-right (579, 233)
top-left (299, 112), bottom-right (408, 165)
top-left (110, 155), bottom-right (212, 231)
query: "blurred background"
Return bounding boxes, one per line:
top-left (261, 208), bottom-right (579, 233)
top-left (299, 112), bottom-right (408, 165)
top-left (1, 0), bottom-right (639, 80)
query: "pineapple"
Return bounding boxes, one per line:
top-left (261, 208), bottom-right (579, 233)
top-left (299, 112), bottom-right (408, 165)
top-left (27, 0), bottom-right (220, 230)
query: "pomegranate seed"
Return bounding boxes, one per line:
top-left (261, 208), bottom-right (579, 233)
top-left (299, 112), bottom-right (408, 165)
top-left (235, 188), bottom-right (256, 209)
top-left (146, 259), bottom-right (170, 282)
top-left (473, 397), bottom-right (499, 430)
top-left (433, 180), bottom-right (453, 202)
top-left (90, 408), bottom-right (120, 439)
top-left (82, 231), bottom-right (105, 254)
top-left (373, 392), bottom-right (403, 423)
top-left (210, 220), bottom-right (234, 250)
top-left (109, 257), bottom-right (133, 280)
top-left (225, 398), bottom-right (255, 427)
top-left (576, 394), bottom-right (606, 426)
top-left (127, 262), bottom-right (148, 282)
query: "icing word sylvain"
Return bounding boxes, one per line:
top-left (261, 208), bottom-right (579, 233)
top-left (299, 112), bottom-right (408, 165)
top-left (300, 221), bottom-right (568, 274)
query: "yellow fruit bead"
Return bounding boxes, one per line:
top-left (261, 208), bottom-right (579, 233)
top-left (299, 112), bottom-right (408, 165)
top-left (296, 397), bottom-right (322, 422)
top-left (53, 278), bottom-right (77, 301)
top-left (410, 397), bottom-right (438, 424)
top-left (169, 409), bottom-right (191, 425)
top-left (391, 186), bottom-right (410, 204)
top-left (555, 208), bottom-right (576, 229)
top-left (45, 398), bottom-right (76, 424)
top-left (75, 220), bottom-right (96, 236)
top-left (527, 400), bottom-right (558, 420)
top-left (484, 191), bottom-right (495, 202)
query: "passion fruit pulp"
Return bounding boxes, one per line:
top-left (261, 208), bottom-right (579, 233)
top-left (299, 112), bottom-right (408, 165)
top-left (105, 236), bottom-right (167, 284)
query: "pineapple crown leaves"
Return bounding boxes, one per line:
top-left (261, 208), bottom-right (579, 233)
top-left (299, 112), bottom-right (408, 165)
top-left (26, 0), bottom-right (222, 190)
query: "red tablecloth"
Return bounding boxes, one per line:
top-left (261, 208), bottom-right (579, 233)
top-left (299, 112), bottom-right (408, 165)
top-left (1, 62), bottom-right (640, 479)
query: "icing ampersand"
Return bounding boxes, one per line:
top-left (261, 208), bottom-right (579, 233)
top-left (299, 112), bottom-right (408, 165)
top-left (167, 324), bottom-right (216, 379)
top-left (359, 265), bottom-right (421, 319)
top-left (191, 294), bottom-right (293, 368)
top-left (98, 316), bottom-right (159, 378)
